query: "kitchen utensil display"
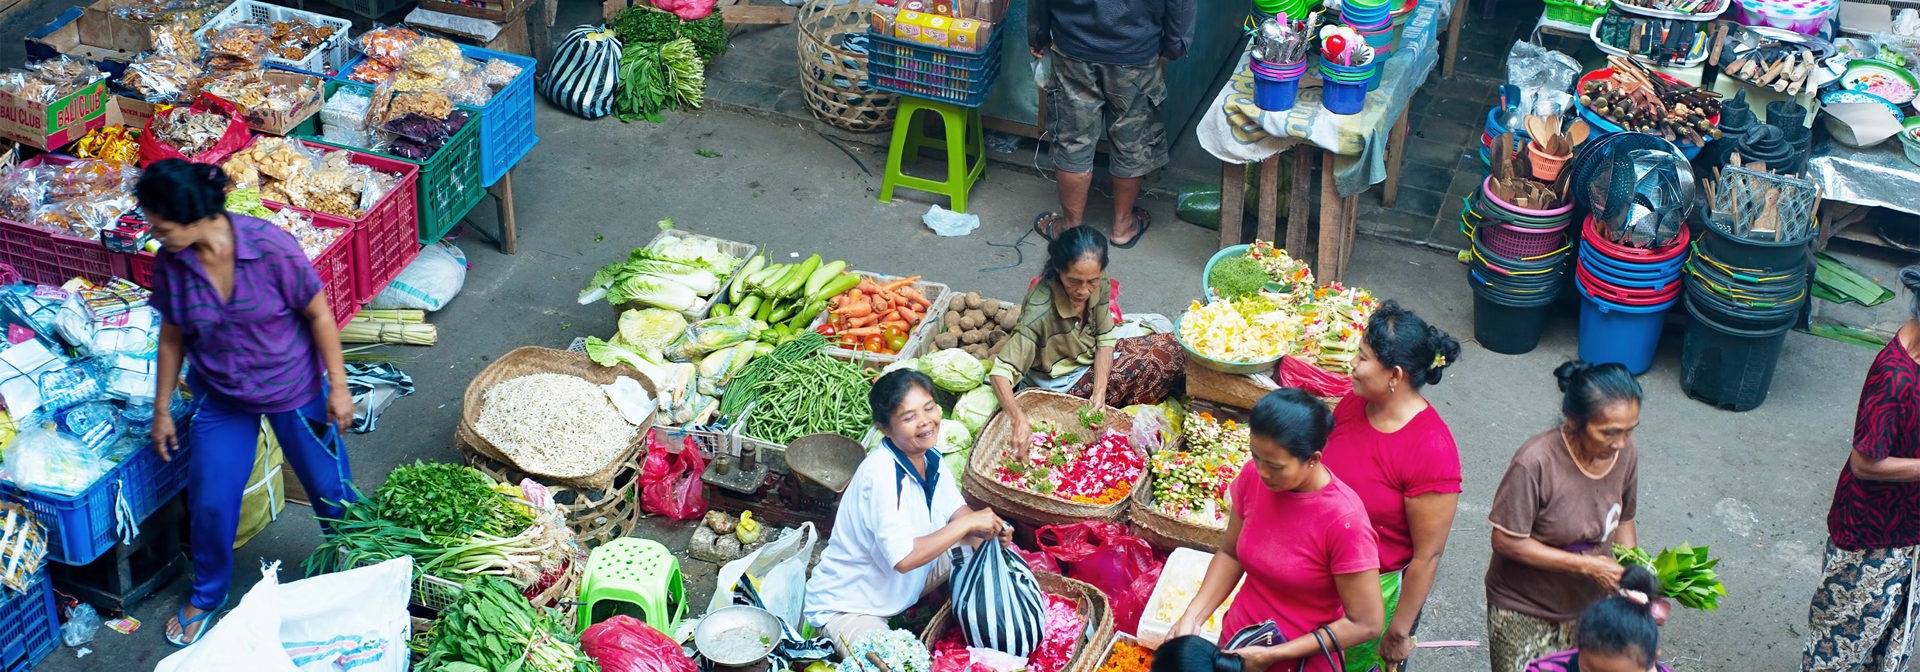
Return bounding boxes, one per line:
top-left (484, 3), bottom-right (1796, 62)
top-left (1706, 165), bottom-right (1818, 242)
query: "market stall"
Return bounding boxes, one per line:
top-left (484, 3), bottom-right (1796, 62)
top-left (1198, 0), bottom-right (1443, 283)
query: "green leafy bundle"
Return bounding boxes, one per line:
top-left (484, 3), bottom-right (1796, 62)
top-left (615, 38), bottom-right (707, 123)
top-left (1208, 254), bottom-right (1270, 299)
top-left (1613, 543), bottom-right (1726, 611)
top-left (416, 576), bottom-right (599, 672)
top-left (374, 462), bottom-right (530, 540)
top-left (611, 6), bottom-right (728, 62)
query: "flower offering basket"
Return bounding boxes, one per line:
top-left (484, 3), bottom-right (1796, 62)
top-left (919, 572), bottom-right (1116, 672)
top-left (963, 390), bottom-right (1141, 527)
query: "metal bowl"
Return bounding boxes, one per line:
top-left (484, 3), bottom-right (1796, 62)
top-left (694, 605), bottom-right (784, 667)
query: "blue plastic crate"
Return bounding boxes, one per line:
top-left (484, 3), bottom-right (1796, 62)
top-left (0, 568), bottom-right (56, 672)
top-left (865, 30), bottom-right (1002, 107)
top-left (459, 46), bottom-right (539, 187)
top-left (0, 439), bottom-right (192, 566)
top-left (335, 48), bottom-right (538, 187)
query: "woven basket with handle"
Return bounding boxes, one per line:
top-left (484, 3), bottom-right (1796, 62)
top-left (798, 0), bottom-right (898, 132)
top-left (964, 390), bottom-right (1140, 527)
top-left (919, 572), bottom-right (1115, 672)
top-left (1126, 470), bottom-right (1227, 553)
top-left (457, 346), bottom-right (655, 490)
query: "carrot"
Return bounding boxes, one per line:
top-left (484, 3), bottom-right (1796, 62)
top-left (898, 286), bottom-right (924, 300)
top-left (904, 294), bottom-right (930, 309)
top-left (842, 326), bottom-right (882, 337)
top-left (858, 278), bottom-right (884, 294)
top-left (851, 314), bottom-right (883, 328)
top-left (880, 276), bottom-right (921, 293)
top-left (840, 302), bottom-right (873, 318)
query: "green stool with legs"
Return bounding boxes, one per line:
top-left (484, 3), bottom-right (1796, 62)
top-left (880, 97), bottom-right (986, 213)
top-left (575, 538), bottom-right (686, 635)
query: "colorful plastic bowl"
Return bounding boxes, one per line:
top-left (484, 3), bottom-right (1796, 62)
top-left (1841, 59), bottom-right (1919, 105)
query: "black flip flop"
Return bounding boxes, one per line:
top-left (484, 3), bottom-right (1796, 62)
top-left (1033, 212), bottom-right (1064, 241)
top-left (1112, 208), bottom-right (1152, 249)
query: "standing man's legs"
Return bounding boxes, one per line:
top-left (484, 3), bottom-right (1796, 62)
top-left (1103, 61), bottom-right (1169, 246)
top-left (1039, 50), bottom-right (1106, 236)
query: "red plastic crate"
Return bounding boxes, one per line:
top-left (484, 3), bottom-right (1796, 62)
top-left (127, 204), bottom-right (359, 329)
top-left (0, 218), bottom-right (126, 286)
top-left (272, 141), bottom-right (422, 304)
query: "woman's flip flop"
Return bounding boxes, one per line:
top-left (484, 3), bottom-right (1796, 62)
top-left (1033, 212), bottom-right (1066, 241)
top-left (166, 599), bottom-right (225, 648)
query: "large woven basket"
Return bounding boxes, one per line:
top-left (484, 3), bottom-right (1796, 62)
top-left (462, 437), bottom-right (645, 550)
top-left (919, 572), bottom-right (1115, 672)
top-left (457, 347), bottom-right (655, 490)
top-left (965, 390), bottom-right (1140, 528)
top-left (1126, 471), bottom-right (1227, 553)
top-left (798, 0), bottom-right (898, 132)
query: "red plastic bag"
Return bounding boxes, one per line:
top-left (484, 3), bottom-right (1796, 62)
top-left (1011, 544), bottom-right (1062, 574)
top-left (1277, 355), bottom-right (1354, 399)
top-left (138, 93), bottom-right (252, 167)
top-left (582, 615), bottom-right (698, 672)
top-left (1034, 521), bottom-right (1161, 632)
top-left (639, 430), bottom-right (709, 521)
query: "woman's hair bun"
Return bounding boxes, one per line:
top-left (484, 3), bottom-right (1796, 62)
top-left (1553, 360), bottom-right (1592, 393)
top-left (1901, 265), bottom-right (1920, 293)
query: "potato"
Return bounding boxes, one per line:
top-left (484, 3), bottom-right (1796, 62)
top-left (964, 308), bottom-right (986, 322)
top-left (933, 333), bottom-right (960, 349)
top-left (950, 294), bottom-right (967, 310)
top-left (996, 308), bottom-right (1019, 329)
top-left (965, 292), bottom-right (982, 309)
top-left (965, 344), bottom-right (989, 359)
top-left (959, 314), bottom-right (981, 330)
top-left (988, 328), bottom-right (1008, 345)
top-left (942, 311), bottom-right (962, 328)
top-left (961, 329), bottom-right (984, 345)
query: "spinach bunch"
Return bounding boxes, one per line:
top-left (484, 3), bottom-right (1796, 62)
top-left (374, 462), bottom-right (528, 540)
top-left (417, 576), bottom-right (599, 672)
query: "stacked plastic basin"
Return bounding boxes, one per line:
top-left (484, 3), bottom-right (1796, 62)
top-left (1574, 217), bottom-right (1690, 374)
top-left (1320, 59), bottom-right (1378, 114)
top-left (1679, 220), bottom-right (1813, 411)
top-left (1464, 176), bottom-right (1575, 355)
top-left (1343, 0), bottom-right (1395, 57)
top-left (1482, 105), bottom-right (1528, 166)
top-left (1252, 58), bottom-right (1308, 111)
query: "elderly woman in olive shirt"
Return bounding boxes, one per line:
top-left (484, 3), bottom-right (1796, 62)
top-left (987, 227), bottom-right (1183, 434)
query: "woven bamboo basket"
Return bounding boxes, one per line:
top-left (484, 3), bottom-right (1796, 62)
top-left (1184, 360), bottom-right (1341, 411)
top-left (457, 346), bottom-right (656, 490)
top-left (1126, 471), bottom-right (1227, 553)
top-left (965, 390), bottom-right (1140, 528)
top-left (797, 0), bottom-right (898, 132)
top-left (462, 439), bottom-right (645, 550)
top-left (919, 572), bottom-right (1115, 672)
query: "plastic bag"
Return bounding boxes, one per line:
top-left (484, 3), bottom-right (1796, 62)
top-left (1276, 355), bottom-right (1353, 399)
top-left (664, 315), bottom-right (756, 362)
top-left (1010, 543), bottom-right (1061, 574)
top-left (138, 94), bottom-right (252, 167)
top-left (155, 558), bottom-right (412, 672)
top-left (709, 523), bottom-right (817, 626)
top-left (61, 603), bottom-right (100, 647)
top-left (1034, 521), bottom-right (1161, 633)
top-left (639, 430), bottom-right (708, 521)
top-left (540, 26), bottom-right (623, 120)
top-left (1, 422), bottom-right (106, 498)
top-left (369, 242), bottom-right (467, 311)
top-left (1503, 41), bottom-right (1579, 93)
top-left (582, 616), bottom-right (697, 672)
top-left (953, 538), bottom-right (1048, 656)
top-left (1128, 404), bottom-right (1173, 452)
top-left (357, 25), bottom-right (423, 69)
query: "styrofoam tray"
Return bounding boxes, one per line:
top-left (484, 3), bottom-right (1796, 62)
top-left (1135, 547), bottom-right (1242, 648)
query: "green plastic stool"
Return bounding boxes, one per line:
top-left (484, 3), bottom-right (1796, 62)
top-left (880, 97), bottom-right (986, 213)
top-left (576, 538), bottom-right (686, 635)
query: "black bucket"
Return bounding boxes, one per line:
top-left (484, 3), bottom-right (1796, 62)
top-left (1683, 277), bottom-right (1804, 331)
top-left (1697, 219), bottom-right (1815, 271)
top-left (1679, 294), bottom-right (1794, 412)
top-left (1473, 279), bottom-right (1558, 355)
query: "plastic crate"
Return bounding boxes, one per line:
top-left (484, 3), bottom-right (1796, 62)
top-left (459, 45), bottom-right (539, 187)
top-left (283, 139), bottom-right (422, 304)
top-left (1543, 0), bottom-right (1607, 25)
top-left (866, 30), bottom-right (1003, 107)
top-left (0, 218), bottom-right (127, 287)
top-left (125, 203), bottom-right (360, 328)
top-left (0, 567), bottom-right (57, 672)
top-left (621, 229), bottom-right (757, 320)
top-left (811, 271), bottom-right (951, 367)
top-left (303, 85), bottom-right (486, 246)
top-left (195, 0), bottom-right (354, 76)
top-left (0, 440), bottom-right (193, 566)
top-left (655, 424), bottom-right (739, 464)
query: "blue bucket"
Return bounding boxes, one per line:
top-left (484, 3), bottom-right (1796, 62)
top-left (1255, 72), bottom-right (1301, 111)
top-left (1575, 275), bottom-right (1677, 375)
top-left (1324, 78), bottom-right (1368, 114)
top-left (1578, 242), bottom-right (1687, 279)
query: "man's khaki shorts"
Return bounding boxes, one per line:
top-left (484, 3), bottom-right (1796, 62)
top-left (1044, 50), bottom-right (1169, 179)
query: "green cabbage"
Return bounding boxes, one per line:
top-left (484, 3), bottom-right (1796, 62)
top-left (952, 386), bottom-right (999, 435)
top-left (617, 309), bottom-right (688, 354)
top-left (939, 419), bottom-right (971, 452)
top-left (922, 349), bottom-right (985, 393)
top-left (608, 275), bottom-right (700, 312)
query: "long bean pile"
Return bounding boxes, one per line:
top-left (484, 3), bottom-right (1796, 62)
top-left (720, 332), bottom-right (828, 417)
top-left (741, 350), bottom-right (873, 445)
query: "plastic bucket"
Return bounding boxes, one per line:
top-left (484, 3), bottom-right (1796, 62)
top-left (1577, 276), bottom-right (1677, 375)
top-left (1473, 279), bottom-right (1559, 355)
top-left (1682, 277), bottom-right (1804, 329)
top-left (1679, 294), bottom-right (1795, 412)
top-left (1527, 140), bottom-right (1573, 181)
top-left (1696, 218), bottom-right (1816, 270)
top-left (1323, 78), bottom-right (1368, 114)
top-left (1576, 264), bottom-right (1681, 304)
top-left (1255, 72), bottom-right (1301, 111)
top-left (1583, 215), bottom-right (1691, 264)
top-left (1479, 177), bottom-right (1573, 223)
top-left (1482, 222), bottom-right (1570, 259)
top-left (1579, 246), bottom-right (1685, 287)
top-left (1251, 59), bottom-right (1308, 76)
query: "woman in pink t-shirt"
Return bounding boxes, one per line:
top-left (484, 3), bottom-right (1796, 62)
top-left (1170, 389), bottom-right (1383, 672)
top-left (1318, 302), bottom-right (1464, 672)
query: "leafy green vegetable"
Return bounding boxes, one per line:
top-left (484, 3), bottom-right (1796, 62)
top-left (953, 386), bottom-right (1000, 435)
top-left (1208, 254), bottom-right (1270, 299)
top-left (417, 576), bottom-right (598, 672)
top-left (611, 6), bottom-right (727, 62)
top-left (585, 336), bottom-right (658, 370)
top-left (610, 275), bottom-right (701, 311)
top-left (922, 349), bottom-right (986, 392)
top-left (616, 41), bottom-right (670, 123)
top-left (1078, 406), bottom-right (1106, 428)
top-left (374, 462), bottom-right (526, 540)
top-left (1613, 543), bottom-right (1726, 611)
top-left (616, 308), bottom-right (689, 353)
top-left (660, 37), bottom-right (705, 110)
top-left (644, 232), bottom-right (738, 276)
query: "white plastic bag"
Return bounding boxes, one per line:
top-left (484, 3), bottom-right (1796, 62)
top-left (155, 557), bottom-right (413, 672)
top-left (710, 522), bottom-right (816, 626)
top-left (367, 242), bottom-right (467, 311)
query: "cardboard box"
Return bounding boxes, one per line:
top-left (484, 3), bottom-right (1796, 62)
top-left (0, 77), bottom-right (109, 151)
top-left (216, 71), bottom-right (323, 136)
top-left (894, 11), bottom-right (952, 48)
top-left (80, 0), bottom-right (159, 54)
top-left (950, 18), bottom-right (992, 52)
top-left (24, 6), bottom-right (140, 65)
top-left (106, 94), bottom-right (157, 129)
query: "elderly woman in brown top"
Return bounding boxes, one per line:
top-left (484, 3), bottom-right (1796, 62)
top-left (988, 226), bottom-right (1183, 434)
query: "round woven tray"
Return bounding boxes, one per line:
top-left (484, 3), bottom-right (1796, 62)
top-left (462, 438), bottom-right (645, 550)
top-left (919, 572), bottom-right (1115, 672)
top-left (797, 0), bottom-right (898, 132)
top-left (966, 390), bottom-right (1140, 528)
top-left (458, 346), bottom-right (655, 491)
top-left (1126, 471), bottom-right (1227, 553)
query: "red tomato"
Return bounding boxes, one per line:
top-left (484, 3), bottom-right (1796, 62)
top-left (816, 323), bottom-right (838, 337)
top-left (863, 335), bottom-right (886, 352)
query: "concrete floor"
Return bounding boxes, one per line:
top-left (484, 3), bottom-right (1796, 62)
top-left (1, 3), bottom-right (1893, 671)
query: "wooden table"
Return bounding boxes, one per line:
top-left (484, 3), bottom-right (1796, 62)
top-left (1214, 108), bottom-right (1412, 284)
top-left (462, 172), bottom-right (522, 254)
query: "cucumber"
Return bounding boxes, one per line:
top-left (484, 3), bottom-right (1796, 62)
top-left (735, 295), bottom-right (763, 320)
top-left (729, 255), bottom-right (765, 304)
top-left (807, 272), bottom-right (862, 304)
top-left (805, 259), bottom-right (845, 296)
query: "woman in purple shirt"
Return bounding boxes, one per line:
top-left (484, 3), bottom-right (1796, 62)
top-left (138, 160), bottom-right (356, 647)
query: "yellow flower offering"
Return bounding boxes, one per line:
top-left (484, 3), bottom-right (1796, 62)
top-left (1179, 295), bottom-right (1296, 363)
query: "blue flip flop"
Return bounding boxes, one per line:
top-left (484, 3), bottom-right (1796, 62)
top-left (166, 599), bottom-right (225, 648)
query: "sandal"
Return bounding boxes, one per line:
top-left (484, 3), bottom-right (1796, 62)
top-left (1112, 207), bottom-right (1152, 249)
top-left (166, 598), bottom-right (226, 648)
top-left (1032, 212), bottom-right (1069, 241)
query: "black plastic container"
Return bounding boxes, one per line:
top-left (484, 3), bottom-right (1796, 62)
top-left (1680, 295), bottom-right (1794, 412)
top-left (1473, 279), bottom-right (1559, 355)
top-left (1683, 278), bottom-right (1805, 330)
top-left (1697, 220), bottom-right (1815, 272)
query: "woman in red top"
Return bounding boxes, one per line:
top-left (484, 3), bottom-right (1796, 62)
top-left (1170, 388), bottom-right (1383, 672)
top-left (1804, 266), bottom-right (1920, 672)
top-left (1319, 302), bottom-right (1463, 672)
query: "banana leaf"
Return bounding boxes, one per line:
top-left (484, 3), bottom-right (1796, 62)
top-left (1814, 252), bottom-right (1894, 307)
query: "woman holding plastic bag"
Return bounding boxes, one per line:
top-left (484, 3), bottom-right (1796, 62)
top-left (141, 161), bottom-right (357, 647)
top-left (1169, 389), bottom-right (1383, 672)
top-left (805, 370), bottom-right (1011, 654)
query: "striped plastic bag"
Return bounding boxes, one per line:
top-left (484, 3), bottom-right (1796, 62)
top-left (951, 538), bottom-right (1047, 658)
top-left (539, 25), bottom-right (622, 119)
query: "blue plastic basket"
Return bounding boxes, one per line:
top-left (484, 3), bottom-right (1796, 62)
top-left (458, 46), bottom-right (538, 187)
top-left (0, 439), bottom-right (192, 565)
top-left (0, 568), bottom-right (56, 672)
top-left (865, 30), bottom-right (1002, 107)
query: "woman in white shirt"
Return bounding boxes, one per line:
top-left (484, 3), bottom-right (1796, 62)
top-left (805, 369), bottom-right (1009, 653)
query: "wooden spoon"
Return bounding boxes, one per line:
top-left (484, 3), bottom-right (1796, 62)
top-left (1567, 120), bottom-right (1591, 147)
top-left (1525, 115), bottom-right (1552, 147)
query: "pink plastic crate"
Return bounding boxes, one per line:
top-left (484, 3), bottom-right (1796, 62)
top-left (0, 218), bottom-right (126, 286)
top-left (272, 141), bottom-right (422, 303)
top-left (127, 204), bottom-right (359, 329)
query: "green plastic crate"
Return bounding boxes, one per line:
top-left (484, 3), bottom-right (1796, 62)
top-left (1543, 0), bottom-right (1606, 25)
top-left (303, 80), bottom-right (487, 244)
